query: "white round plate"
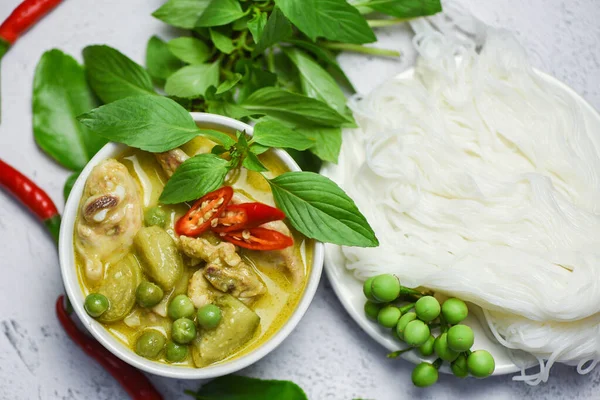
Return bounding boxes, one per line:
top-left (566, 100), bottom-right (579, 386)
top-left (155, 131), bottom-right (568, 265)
top-left (321, 66), bottom-right (600, 376)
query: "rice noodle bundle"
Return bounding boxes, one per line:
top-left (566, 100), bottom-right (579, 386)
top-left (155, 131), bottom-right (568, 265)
top-left (327, 31), bottom-right (600, 384)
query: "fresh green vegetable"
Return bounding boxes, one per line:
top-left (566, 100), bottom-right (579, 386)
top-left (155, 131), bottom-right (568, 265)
top-left (135, 281), bottom-right (164, 308)
top-left (441, 298), bottom-right (468, 325)
top-left (33, 50), bottom-right (104, 171)
top-left (395, 312), bottom-right (417, 340)
top-left (415, 296), bottom-right (441, 322)
top-left (377, 305), bottom-right (401, 328)
top-left (82, 45), bottom-right (156, 104)
top-left (172, 318), bottom-right (197, 344)
top-left (167, 37), bottom-right (211, 65)
top-left (186, 375), bottom-right (308, 400)
top-left (84, 293), bottom-right (109, 318)
top-left (433, 333), bottom-right (459, 362)
top-left (370, 274), bottom-right (400, 302)
top-left (467, 350), bottom-right (495, 378)
top-left (165, 62), bottom-right (220, 98)
top-left (418, 335), bottom-right (435, 357)
top-left (63, 171), bottom-right (80, 202)
top-left (134, 226), bottom-right (184, 290)
top-left (411, 361), bottom-right (439, 388)
top-left (144, 206), bottom-right (167, 227)
top-left (197, 304), bottom-right (222, 329)
top-left (97, 254), bottom-right (142, 323)
top-left (146, 35), bottom-right (182, 83)
top-left (403, 320), bottom-right (430, 347)
top-left (165, 341), bottom-right (188, 363)
top-left (362, 276), bottom-right (376, 301)
top-left (447, 324), bottom-right (474, 352)
top-left (451, 354), bottom-right (469, 378)
top-left (168, 294), bottom-right (195, 320)
top-left (364, 301), bottom-right (381, 321)
top-left (135, 330), bottom-right (166, 359)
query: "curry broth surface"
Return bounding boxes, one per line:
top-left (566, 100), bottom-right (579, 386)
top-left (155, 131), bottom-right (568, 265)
top-left (75, 133), bottom-right (313, 367)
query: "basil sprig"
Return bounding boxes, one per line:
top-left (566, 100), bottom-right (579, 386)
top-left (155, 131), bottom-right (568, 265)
top-left (79, 95), bottom-right (378, 247)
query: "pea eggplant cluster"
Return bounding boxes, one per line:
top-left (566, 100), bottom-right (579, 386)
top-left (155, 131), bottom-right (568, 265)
top-left (84, 290), bottom-right (221, 363)
top-left (363, 274), bottom-right (496, 387)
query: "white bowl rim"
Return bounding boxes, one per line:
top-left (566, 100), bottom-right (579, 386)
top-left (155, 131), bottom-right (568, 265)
top-left (59, 112), bottom-right (325, 379)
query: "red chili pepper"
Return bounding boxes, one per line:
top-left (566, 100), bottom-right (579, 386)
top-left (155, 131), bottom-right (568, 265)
top-left (0, 158), bottom-right (61, 243)
top-left (212, 202), bottom-right (286, 233)
top-left (175, 186), bottom-right (233, 237)
top-left (55, 296), bottom-right (163, 400)
top-left (0, 0), bottom-right (63, 45)
top-left (220, 227), bottom-right (293, 251)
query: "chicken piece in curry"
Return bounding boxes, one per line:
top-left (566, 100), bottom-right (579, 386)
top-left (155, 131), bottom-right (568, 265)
top-left (74, 135), bottom-right (312, 367)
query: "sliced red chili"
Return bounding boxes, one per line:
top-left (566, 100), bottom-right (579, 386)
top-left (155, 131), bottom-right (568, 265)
top-left (212, 202), bottom-right (286, 233)
top-left (221, 227), bottom-right (293, 251)
top-left (175, 186), bottom-right (233, 237)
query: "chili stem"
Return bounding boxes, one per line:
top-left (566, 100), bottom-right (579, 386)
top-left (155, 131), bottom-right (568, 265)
top-left (320, 41), bottom-right (400, 57)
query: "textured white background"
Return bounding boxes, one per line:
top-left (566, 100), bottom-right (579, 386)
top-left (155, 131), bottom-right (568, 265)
top-left (0, 0), bottom-right (599, 399)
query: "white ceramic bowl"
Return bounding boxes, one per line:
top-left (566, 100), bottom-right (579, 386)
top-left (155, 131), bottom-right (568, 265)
top-left (59, 112), bottom-right (325, 379)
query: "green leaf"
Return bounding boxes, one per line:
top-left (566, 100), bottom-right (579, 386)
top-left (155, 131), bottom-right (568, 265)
top-left (63, 170), bottom-right (81, 202)
top-left (198, 129), bottom-right (236, 148)
top-left (240, 87), bottom-right (348, 127)
top-left (273, 52), bottom-right (302, 92)
top-left (152, 0), bottom-right (211, 29)
top-left (165, 62), bottom-right (220, 98)
top-left (83, 45), bottom-right (155, 104)
top-left (253, 7), bottom-right (293, 55)
top-left (287, 39), bottom-right (355, 92)
top-left (146, 36), bottom-right (183, 83)
top-left (286, 149), bottom-right (322, 173)
top-left (235, 60), bottom-right (277, 103)
top-left (274, 0), bottom-right (376, 44)
top-left (243, 152), bottom-right (268, 172)
top-left (253, 120), bottom-right (314, 151)
top-left (160, 153), bottom-right (230, 204)
top-left (208, 101), bottom-right (255, 119)
top-left (196, 0), bottom-right (245, 27)
top-left (77, 95), bottom-right (200, 152)
top-left (297, 126), bottom-right (342, 163)
top-left (368, 0), bottom-right (442, 18)
top-left (283, 48), bottom-right (352, 120)
top-left (188, 375), bottom-right (308, 400)
top-left (269, 172), bottom-right (378, 247)
top-left (32, 49), bottom-right (105, 171)
top-left (250, 143), bottom-right (270, 155)
top-left (209, 28), bottom-right (235, 54)
top-left (247, 12), bottom-right (267, 43)
top-left (216, 73), bottom-right (242, 94)
top-left (168, 37), bottom-right (211, 64)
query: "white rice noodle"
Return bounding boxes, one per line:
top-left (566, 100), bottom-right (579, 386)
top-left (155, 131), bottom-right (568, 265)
top-left (332, 31), bottom-right (600, 385)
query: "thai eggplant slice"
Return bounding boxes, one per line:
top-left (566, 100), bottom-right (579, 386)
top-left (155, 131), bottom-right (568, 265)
top-left (133, 226), bottom-right (183, 290)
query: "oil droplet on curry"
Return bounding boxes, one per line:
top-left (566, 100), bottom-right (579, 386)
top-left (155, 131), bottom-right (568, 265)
top-left (74, 132), bottom-right (313, 367)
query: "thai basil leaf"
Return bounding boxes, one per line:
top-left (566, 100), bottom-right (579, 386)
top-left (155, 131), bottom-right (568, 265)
top-left (160, 153), bottom-right (230, 204)
top-left (286, 149), bottom-right (323, 173)
top-left (250, 143), bottom-right (270, 155)
top-left (253, 7), bottom-right (293, 55)
top-left (63, 170), bottom-right (81, 202)
top-left (83, 45), bottom-right (155, 104)
top-left (32, 49), bottom-right (105, 171)
top-left (146, 36), bottom-right (182, 83)
top-left (187, 375), bottom-right (308, 400)
top-left (77, 95), bottom-right (200, 152)
top-left (209, 28), bottom-right (235, 54)
top-left (253, 120), bottom-right (314, 151)
top-left (286, 39), bottom-right (355, 92)
top-left (216, 73), bottom-right (242, 94)
top-left (152, 0), bottom-right (211, 29)
top-left (165, 62), bottom-right (220, 98)
top-left (235, 60), bottom-right (278, 103)
top-left (243, 152), bottom-right (268, 172)
top-left (273, 52), bottom-right (301, 92)
top-left (168, 37), bottom-right (211, 64)
top-left (368, 0), bottom-right (442, 18)
top-left (207, 100), bottom-right (255, 119)
top-left (268, 172), bottom-right (379, 247)
top-left (296, 126), bottom-right (342, 163)
top-left (274, 0), bottom-right (376, 44)
top-left (247, 12), bottom-right (267, 43)
top-left (283, 48), bottom-right (352, 121)
top-left (197, 129), bottom-right (236, 148)
top-left (195, 0), bottom-right (245, 27)
top-left (240, 87), bottom-right (348, 127)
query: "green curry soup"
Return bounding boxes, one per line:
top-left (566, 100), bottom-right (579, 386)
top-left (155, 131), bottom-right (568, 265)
top-left (74, 133), bottom-right (313, 368)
